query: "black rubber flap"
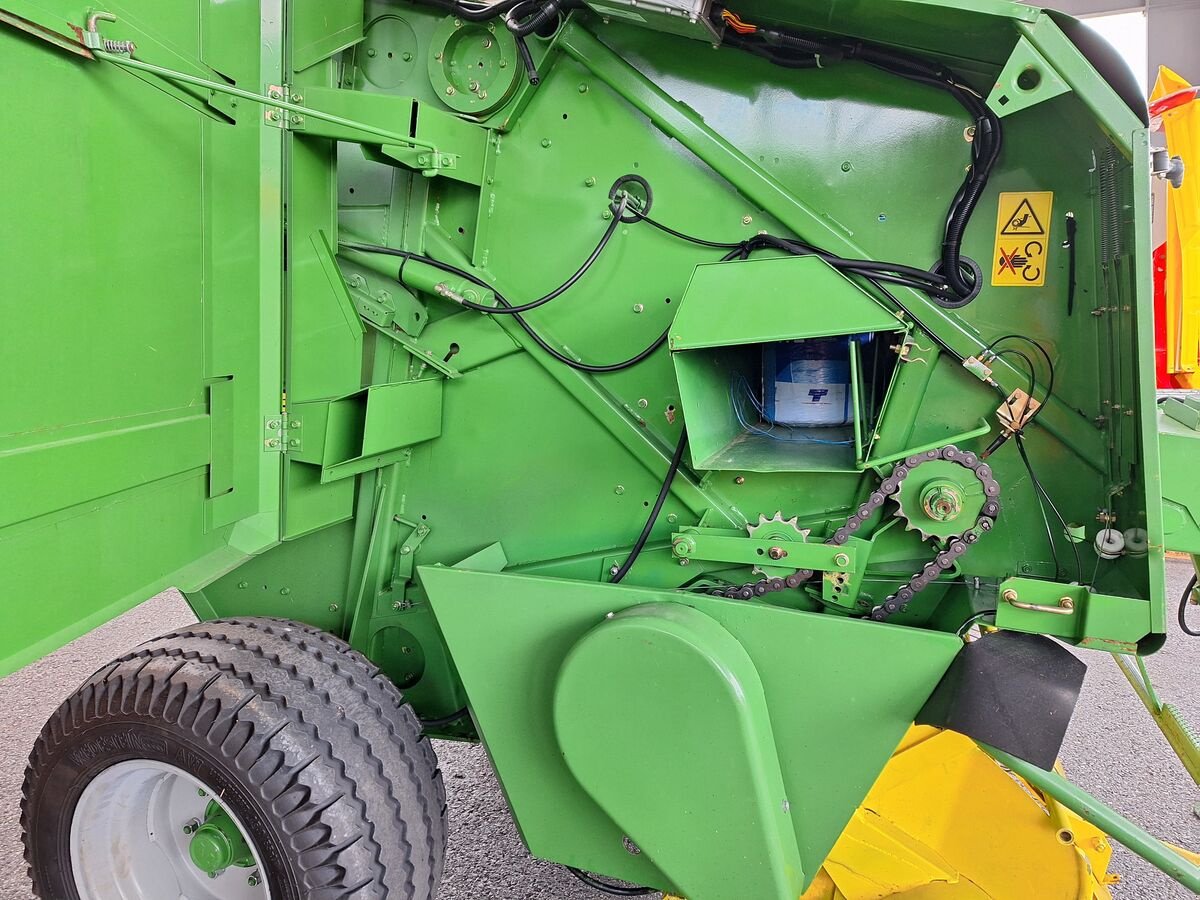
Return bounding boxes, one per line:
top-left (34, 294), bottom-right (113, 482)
top-left (916, 630), bottom-right (1086, 770)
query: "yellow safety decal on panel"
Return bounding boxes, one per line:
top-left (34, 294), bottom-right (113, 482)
top-left (992, 191), bottom-right (1054, 287)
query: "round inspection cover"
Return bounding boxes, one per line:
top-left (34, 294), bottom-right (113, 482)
top-left (428, 17), bottom-right (521, 116)
top-left (361, 15), bottom-right (421, 89)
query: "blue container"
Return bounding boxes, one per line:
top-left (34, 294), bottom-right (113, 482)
top-left (762, 338), bottom-right (853, 427)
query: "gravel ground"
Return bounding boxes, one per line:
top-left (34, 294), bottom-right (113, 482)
top-left (0, 565), bottom-right (1196, 899)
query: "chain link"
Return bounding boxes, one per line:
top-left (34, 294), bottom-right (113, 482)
top-left (709, 445), bottom-right (1001, 621)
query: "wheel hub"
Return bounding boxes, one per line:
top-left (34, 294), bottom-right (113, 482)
top-left (189, 801), bottom-right (255, 876)
top-left (894, 460), bottom-right (986, 541)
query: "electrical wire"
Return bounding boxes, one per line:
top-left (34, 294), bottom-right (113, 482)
top-left (714, 8), bottom-right (1004, 302)
top-left (1179, 574), bottom-right (1200, 637)
top-left (567, 868), bottom-right (655, 896)
top-left (731, 376), bottom-right (854, 445)
top-left (956, 609), bottom-right (997, 639)
top-left (985, 335), bottom-right (1056, 419)
top-left (1016, 435), bottom-right (1084, 584)
top-left (1016, 435), bottom-right (1062, 579)
top-left (419, 707), bottom-right (470, 729)
top-left (610, 429), bottom-right (689, 584)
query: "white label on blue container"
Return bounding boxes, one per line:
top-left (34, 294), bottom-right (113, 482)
top-left (772, 382), bottom-right (849, 426)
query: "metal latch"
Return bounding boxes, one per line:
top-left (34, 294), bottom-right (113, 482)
top-left (263, 414), bottom-right (302, 453)
top-left (1152, 149), bottom-right (1186, 189)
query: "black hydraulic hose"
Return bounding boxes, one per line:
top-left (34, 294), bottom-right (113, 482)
top-left (610, 429), bottom-right (689, 584)
top-left (419, 706), bottom-right (470, 729)
top-left (509, 0), bottom-right (564, 37)
top-left (719, 17), bottom-right (1005, 302)
top-left (1180, 575), bottom-right (1200, 637)
top-left (513, 30), bottom-right (541, 84)
top-left (567, 868), bottom-right (655, 896)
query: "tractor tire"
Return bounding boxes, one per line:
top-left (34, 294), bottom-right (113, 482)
top-left (21, 617), bottom-right (447, 900)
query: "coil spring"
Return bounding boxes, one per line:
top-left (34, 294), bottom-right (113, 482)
top-left (103, 38), bottom-right (136, 54)
top-left (1098, 146), bottom-right (1123, 261)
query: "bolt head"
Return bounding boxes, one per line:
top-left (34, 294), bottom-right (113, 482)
top-left (834, 553), bottom-right (850, 568)
top-left (329, 603), bottom-right (340, 613)
top-left (366, 48), bottom-right (377, 57)
top-left (742, 215), bottom-right (753, 225)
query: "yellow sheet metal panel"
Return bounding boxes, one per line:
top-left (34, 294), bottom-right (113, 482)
top-left (803, 728), bottom-right (1115, 900)
top-left (1153, 67), bottom-right (1200, 384)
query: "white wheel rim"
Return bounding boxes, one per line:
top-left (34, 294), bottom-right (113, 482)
top-left (69, 760), bottom-right (271, 900)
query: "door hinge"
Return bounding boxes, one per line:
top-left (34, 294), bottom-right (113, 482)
top-left (264, 414), bottom-right (303, 453)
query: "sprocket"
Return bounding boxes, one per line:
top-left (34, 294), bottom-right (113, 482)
top-left (747, 512), bottom-right (810, 576)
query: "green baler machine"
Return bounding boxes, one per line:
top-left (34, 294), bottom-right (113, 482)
top-left (3, 0), bottom-right (1199, 897)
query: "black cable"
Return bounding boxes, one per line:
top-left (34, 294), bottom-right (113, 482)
top-left (513, 29), bottom-right (541, 84)
top-left (340, 239), bottom-right (670, 374)
top-left (1179, 575), bottom-right (1200, 637)
top-left (1017, 435), bottom-right (1084, 584)
top-left (994, 348), bottom-right (1037, 398)
top-left (566, 867), bottom-right (655, 896)
top-left (420, 707), bottom-right (470, 729)
top-left (342, 198), bottom-right (626, 316)
top-left (985, 334), bottom-right (1056, 424)
top-left (611, 429), bottom-right (689, 584)
top-left (716, 12), bottom-right (1003, 302)
top-left (1016, 435), bottom-right (1062, 579)
top-left (627, 207), bottom-right (746, 250)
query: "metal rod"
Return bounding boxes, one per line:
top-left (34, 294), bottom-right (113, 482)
top-left (93, 50), bottom-right (435, 151)
top-left (982, 744), bottom-right (1200, 893)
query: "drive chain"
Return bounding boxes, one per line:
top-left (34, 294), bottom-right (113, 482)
top-left (708, 445), bottom-right (1001, 622)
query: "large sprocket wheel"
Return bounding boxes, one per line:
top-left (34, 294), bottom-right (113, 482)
top-left (892, 459), bottom-right (987, 542)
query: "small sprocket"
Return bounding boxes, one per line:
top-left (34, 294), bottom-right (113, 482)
top-left (747, 512), bottom-right (810, 575)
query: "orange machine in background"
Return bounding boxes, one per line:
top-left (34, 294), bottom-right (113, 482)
top-left (1153, 67), bottom-right (1199, 389)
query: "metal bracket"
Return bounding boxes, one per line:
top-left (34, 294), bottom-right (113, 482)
top-left (263, 86), bottom-right (459, 175)
top-left (263, 414), bottom-right (302, 453)
top-left (391, 515), bottom-right (431, 586)
top-left (986, 36), bottom-right (1071, 119)
top-left (670, 529), bottom-right (858, 573)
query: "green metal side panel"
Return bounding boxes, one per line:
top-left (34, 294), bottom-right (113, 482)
top-left (421, 566), bottom-right (961, 890)
top-left (1159, 409), bottom-right (1200, 554)
top-left (0, 2), bottom-right (283, 675)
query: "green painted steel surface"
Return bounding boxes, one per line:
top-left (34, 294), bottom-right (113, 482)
top-left (0, 0), bottom-right (283, 675)
top-left (0, 0), bottom-right (1184, 893)
top-left (422, 566), bottom-right (961, 890)
top-left (555, 603), bottom-right (806, 900)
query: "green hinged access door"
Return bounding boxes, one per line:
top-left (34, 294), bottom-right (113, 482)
top-left (0, 1), bottom-right (284, 675)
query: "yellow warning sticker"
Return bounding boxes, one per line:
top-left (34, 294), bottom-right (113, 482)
top-left (991, 191), bottom-right (1054, 287)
